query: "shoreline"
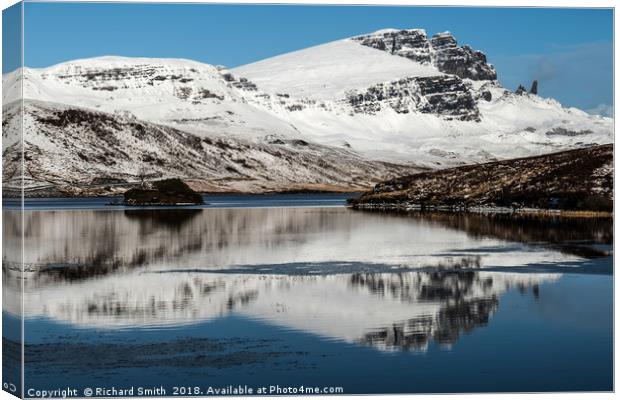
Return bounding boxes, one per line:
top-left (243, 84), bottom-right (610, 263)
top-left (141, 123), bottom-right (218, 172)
top-left (348, 203), bottom-right (613, 218)
top-left (5, 194), bottom-right (614, 218)
top-left (7, 189), bottom-right (366, 199)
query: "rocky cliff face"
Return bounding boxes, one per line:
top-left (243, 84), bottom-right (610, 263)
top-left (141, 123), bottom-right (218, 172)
top-left (347, 30), bottom-right (495, 120)
top-left (430, 32), bottom-right (496, 81)
top-left (352, 29), bottom-right (433, 63)
top-left (350, 145), bottom-right (613, 212)
top-left (346, 75), bottom-right (479, 121)
top-left (353, 29), bottom-right (496, 81)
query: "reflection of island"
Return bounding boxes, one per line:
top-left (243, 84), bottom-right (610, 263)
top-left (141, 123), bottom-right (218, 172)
top-left (123, 209), bottom-right (202, 230)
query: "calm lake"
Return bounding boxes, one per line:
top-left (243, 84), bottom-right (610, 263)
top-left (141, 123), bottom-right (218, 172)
top-left (2, 194), bottom-right (613, 396)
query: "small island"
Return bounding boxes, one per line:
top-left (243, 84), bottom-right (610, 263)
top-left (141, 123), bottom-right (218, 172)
top-left (123, 178), bottom-right (205, 206)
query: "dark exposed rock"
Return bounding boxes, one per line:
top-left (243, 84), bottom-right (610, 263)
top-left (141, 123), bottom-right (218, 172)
top-left (346, 75), bottom-right (479, 121)
top-left (35, 108), bottom-right (123, 134)
top-left (515, 84), bottom-right (528, 95)
top-left (268, 138), bottom-right (286, 145)
top-left (220, 72), bottom-right (258, 91)
top-left (352, 30), bottom-right (496, 81)
top-left (221, 73), bottom-right (235, 82)
top-left (57, 67), bottom-right (160, 83)
top-left (90, 177), bottom-right (127, 185)
top-left (197, 88), bottom-right (224, 100)
top-left (352, 29), bottom-right (432, 64)
top-left (349, 30), bottom-right (496, 119)
top-left (174, 87), bottom-right (192, 100)
top-left (231, 76), bottom-right (258, 91)
top-left (92, 86), bottom-right (117, 91)
top-left (416, 76), bottom-right (479, 120)
top-left (174, 87), bottom-right (224, 102)
top-left (349, 145), bottom-right (613, 212)
top-left (546, 127), bottom-right (593, 137)
top-left (286, 104), bottom-right (304, 112)
top-left (430, 32), bottom-right (497, 81)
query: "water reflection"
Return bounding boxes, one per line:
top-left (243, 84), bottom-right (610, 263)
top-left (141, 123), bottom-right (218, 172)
top-left (6, 207), bottom-right (603, 286)
top-left (2, 206), bottom-right (611, 353)
top-left (2, 210), bottom-right (22, 397)
top-left (123, 209), bottom-right (203, 231)
top-left (11, 265), bottom-right (558, 352)
top-left (367, 211), bottom-right (613, 258)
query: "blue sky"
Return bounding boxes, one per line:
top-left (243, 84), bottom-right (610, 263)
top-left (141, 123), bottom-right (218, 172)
top-left (2, 2), bottom-right (21, 72)
top-left (6, 3), bottom-right (615, 111)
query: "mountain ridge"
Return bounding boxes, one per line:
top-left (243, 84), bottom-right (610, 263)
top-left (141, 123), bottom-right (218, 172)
top-left (2, 28), bottom-right (613, 195)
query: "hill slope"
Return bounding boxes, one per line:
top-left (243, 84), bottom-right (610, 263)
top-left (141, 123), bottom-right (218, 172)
top-left (232, 37), bottom-right (443, 100)
top-left (349, 144), bottom-right (613, 212)
top-left (3, 100), bottom-right (418, 196)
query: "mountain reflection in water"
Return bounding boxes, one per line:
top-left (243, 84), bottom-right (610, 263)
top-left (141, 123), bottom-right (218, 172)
top-left (13, 267), bottom-right (555, 352)
top-left (4, 205), bottom-right (604, 352)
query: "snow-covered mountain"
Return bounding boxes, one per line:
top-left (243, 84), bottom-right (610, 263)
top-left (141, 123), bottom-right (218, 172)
top-left (2, 28), bottom-right (613, 194)
top-left (3, 100), bottom-right (413, 195)
top-left (234, 29), bottom-right (612, 164)
top-left (3, 56), bottom-right (301, 139)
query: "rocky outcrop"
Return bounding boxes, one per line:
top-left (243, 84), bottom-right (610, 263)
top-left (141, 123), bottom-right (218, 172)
top-left (352, 29), bottom-right (432, 64)
top-left (352, 29), bottom-right (496, 81)
top-left (349, 144), bottom-right (613, 212)
top-left (346, 75), bottom-right (479, 121)
top-left (415, 76), bottom-right (479, 120)
top-left (515, 80), bottom-right (538, 96)
top-left (515, 84), bottom-right (528, 95)
top-left (430, 32), bottom-right (497, 81)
